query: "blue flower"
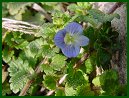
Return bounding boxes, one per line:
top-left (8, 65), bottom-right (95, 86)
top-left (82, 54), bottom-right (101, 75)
top-left (54, 22), bottom-right (89, 58)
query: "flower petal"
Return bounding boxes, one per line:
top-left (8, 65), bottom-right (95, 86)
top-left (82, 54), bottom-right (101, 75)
top-left (54, 29), bottom-right (66, 48)
top-left (61, 45), bottom-right (80, 58)
top-left (64, 22), bottom-right (83, 34)
top-left (75, 35), bottom-right (89, 46)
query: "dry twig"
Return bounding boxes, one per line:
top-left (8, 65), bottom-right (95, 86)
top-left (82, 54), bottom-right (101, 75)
top-left (2, 18), bottom-right (39, 35)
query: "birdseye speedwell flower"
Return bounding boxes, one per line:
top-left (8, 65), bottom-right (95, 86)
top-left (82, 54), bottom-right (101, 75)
top-left (54, 22), bottom-right (89, 58)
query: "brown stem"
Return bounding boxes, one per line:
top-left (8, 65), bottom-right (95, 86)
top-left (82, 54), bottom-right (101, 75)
top-left (107, 2), bottom-right (124, 14)
top-left (19, 80), bottom-right (34, 96)
top-left (2, 18), bottom-right (39, 35)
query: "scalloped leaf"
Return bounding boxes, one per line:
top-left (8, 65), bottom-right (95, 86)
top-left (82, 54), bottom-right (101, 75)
top-left (25, 38), bottom-right (44, 58)
top-left (2, 3), bottom-right (8, 17)
top-left (76, 84), bottom-right (94, 96)
top-left (65, 83), bottom-right (77, 96)
top-left (8, 57), bottom-right (34, 93)
top-left (88, 9), bottom-right (120, 23)
top-left (42, 45), bottom-right (56, 58)
top-left (77, 2), bottom-right (92, 10)
top-left (68, 2), bottom-right (92, 14)
top-left (2, 45), bottom-right (14, 63)
top-left (67, 4), bottom-right (78, 12)
top-left (4, 32), bottom-right (28, 49)
top-left (2, 80), bottom-right (12, 96)
top-left (55, 88), bottom-right (65, 96)
top-left (66, 70), bottom-right (88, 89)
top-left (51, 54), bottom-right (67, 71)
top-left (40, 64), bottom-right (54, 75)
top-left (76, 15), bottom-right (99, 27)
top-left (7, 2), bottom-right (33, 15)
top-left (100, 69), bottom-right (119, 92)
top-left (37, 23), bottom-right (55, 38)
top-left (43, 75), bottom-right (57, 90)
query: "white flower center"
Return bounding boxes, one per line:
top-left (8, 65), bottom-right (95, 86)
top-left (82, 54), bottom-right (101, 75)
top-left (64, 33), bottom-right (78, 45)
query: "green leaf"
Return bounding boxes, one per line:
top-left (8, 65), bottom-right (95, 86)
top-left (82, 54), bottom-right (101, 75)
top-left (12, 32), bottom-right (24, 44)
top-left (85, 59), bottom-right (93, 74)
top-left (28, 84), bottom-right (40, 96)
top-left (52, 10), bottom-right (70, 26)
top-left (68, 3), bottom-right (92, 15)
top-left (67, 15), bottom-right (79, 24)
top-left (2, 46), bottom-right (14, 63)
top-left (66, 70), bottom-right (87, 89)
top-left (51, 54), bottom-right (67, 71)
top-left (55, 88), bottom-right (65, 96)
top-left (77, 2), bottom-right (92, 10)
top-left (89, 51), bottom-right (97, 66)
top-left (96, 48), bottom-right (111, 69)
top-left (27, 74), bottom-right (43, 95)
top-left (4, 32), bottom-right (27, 49)
top-left (100, 69), bottom-right (119, 92)
top-left (42, 45), bottom-right (56, 58)
top-left (84, 26), bottom-right (98, 49)
top-left (115, 84), bottom-right (127, 96)
top-left (22, 34), bottom-right (35, 42)
top-left (2, 80), bottom-right (12, 96)
top-left (15, 40), bottom-right (28, 49)
top-left (41, 2), bottom-right (58, 6)
top-left (2, 3), bottom-right (8, 17)
top-left (40, 64), bottom-right (54, 75)
top-left (104, 13), bottom-right (120, 22)
top-left (43, 75), bottom-right (57, 90)
top-left (92, 76), bottom-right (100, 86)
top-left (53, 46), bottom-right (60, 53)
top-left (23, 12), bottom-right (45, 25)
top-left (94, 41), bottom-right (101, 50)
top-left (4, 32), bottom-right (15, 47)
top-left (88, 9), bottom-right (120, 23)
top-left (65, 83), bottom-right (77, 96)
top-left (84, 26), bottom-right (95, 41)
top-left (41, 2), bottom-right (58, 13)
top-left (88, 9), bottom-right (105, 22)
top-left (67, 4), bottom-right (78, 12)
top-left (76, 84), bottom-right (94, 96)
top-left (26, 38), bottom-right (44, 58)
top-left (37, 23), bottom-right (55, 38)
top-left (8, 57), bottom-right (34, 93)
top-left (19, 51), bottom-right (37, 68)
top-left (7, 2), bottom-right (33, 15)
top-left (77, 15), bottom-right (99, 27)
